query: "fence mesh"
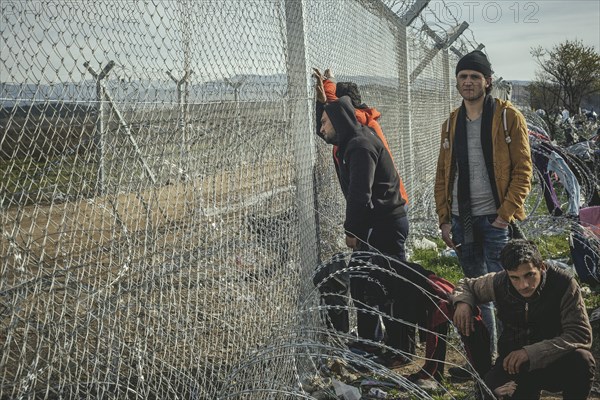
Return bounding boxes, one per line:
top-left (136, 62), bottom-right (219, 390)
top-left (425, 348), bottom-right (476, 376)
top-left (2, 0), bottom-right (597, 399)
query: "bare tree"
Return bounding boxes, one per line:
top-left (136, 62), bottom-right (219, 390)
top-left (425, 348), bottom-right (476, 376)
top-left (531, 39), bottom-right (600, 116)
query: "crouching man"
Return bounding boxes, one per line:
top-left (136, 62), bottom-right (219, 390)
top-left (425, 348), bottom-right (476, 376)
top-left (452, 239), bottom-right (595, 399)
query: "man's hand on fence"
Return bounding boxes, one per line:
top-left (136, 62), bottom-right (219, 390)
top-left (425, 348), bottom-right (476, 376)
top-left (312, 68), bottom-right (327, 104)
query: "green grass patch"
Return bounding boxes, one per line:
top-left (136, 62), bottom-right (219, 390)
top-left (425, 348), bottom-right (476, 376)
top-left (0, 155), bottom-right (97, 204)
top-left (585, 290), bottom-right (600, 311)
top-left (410, 247), bottom-right (463, 285)
top-left (531, 233), bottom-right (571, 260)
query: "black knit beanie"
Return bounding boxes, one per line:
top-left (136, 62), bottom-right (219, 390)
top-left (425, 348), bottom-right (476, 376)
top-left (456, 50), bottom-right (493, 77)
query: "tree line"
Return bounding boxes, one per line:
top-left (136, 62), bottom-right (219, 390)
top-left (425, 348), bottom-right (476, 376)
top-left (527, 39), bottom-right (600, 139)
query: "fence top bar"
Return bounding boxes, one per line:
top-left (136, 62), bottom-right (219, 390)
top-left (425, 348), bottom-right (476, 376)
top-left (452, 42), bottom-right (485, 58)
top-left (401, 0), bottom-right (431, 27)
top-left (445, 21), bottom-right (469, 50)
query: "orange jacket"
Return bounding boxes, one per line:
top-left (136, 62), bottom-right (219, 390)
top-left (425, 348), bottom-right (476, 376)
top-left (323, 79), bottom-right (409, 205)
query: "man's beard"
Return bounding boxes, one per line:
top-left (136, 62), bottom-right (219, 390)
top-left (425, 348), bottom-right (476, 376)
top-left (461, 87), bottom-right (485, 101)
top-left (324, 133), bottom-right (338, 145)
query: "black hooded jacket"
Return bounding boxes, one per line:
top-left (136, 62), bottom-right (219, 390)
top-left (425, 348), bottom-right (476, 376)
top-left (323, 97), bottom-right (406, 240)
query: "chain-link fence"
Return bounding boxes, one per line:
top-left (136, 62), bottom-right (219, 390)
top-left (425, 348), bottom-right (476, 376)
top-left (0, 1), bottom-right (553, 399)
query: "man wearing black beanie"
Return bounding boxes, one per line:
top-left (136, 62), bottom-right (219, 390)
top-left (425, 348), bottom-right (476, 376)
top-left (455, 50), bottom-right (494, 82)
top-left (434, 50), bottom-right (533, 375)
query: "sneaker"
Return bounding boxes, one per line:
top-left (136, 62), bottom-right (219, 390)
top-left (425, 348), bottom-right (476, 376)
top-left (448, 365), bottom-right (473, 381)
top-left (347, 341), bottom-right (383, 355)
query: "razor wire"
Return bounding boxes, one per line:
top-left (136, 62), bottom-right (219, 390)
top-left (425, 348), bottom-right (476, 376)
top-left (2, 0), bottom-right (598, 399)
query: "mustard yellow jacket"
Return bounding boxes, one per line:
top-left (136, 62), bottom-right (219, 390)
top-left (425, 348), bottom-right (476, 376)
top-left (434, 99), bottom-right (532, 226)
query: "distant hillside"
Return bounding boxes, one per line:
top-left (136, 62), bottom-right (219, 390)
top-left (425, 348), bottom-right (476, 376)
top-left (1, 73), bottom-right (404, 108)
top-left (0, 102), bottom-right (95, 119)
top-left (507, 80), bottom-right (600, 112)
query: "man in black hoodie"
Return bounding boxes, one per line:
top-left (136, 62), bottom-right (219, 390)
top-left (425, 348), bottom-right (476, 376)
top-left (321, 96), bottom-right (414, 367)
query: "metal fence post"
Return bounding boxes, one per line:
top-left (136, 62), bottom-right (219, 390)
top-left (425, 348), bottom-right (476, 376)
top-left (167, 69), bottom-right (193, 174)
top-left (284, 0), bottom-right (319, 270)
top-left (397, 1), bottom-right (430, 203)
top-left (84, 60), bottom-right (115, 195)
top-left (396, 25), bottom-right (415, 204)
top-left (443, 49), bottom-right (452, 114)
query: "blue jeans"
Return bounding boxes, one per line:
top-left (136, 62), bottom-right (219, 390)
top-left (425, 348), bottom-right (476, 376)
top-left (451, 214), bottom-right (510, 356)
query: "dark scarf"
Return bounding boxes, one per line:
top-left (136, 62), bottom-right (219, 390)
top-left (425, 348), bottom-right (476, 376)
top-left (453, 94), bottom-right (497, 243)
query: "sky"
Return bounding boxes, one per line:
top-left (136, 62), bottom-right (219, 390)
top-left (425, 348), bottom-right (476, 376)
top-left (1, 0), bottom-right (598, 85)
top-left (425, 0), bottom-right (600, 82)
